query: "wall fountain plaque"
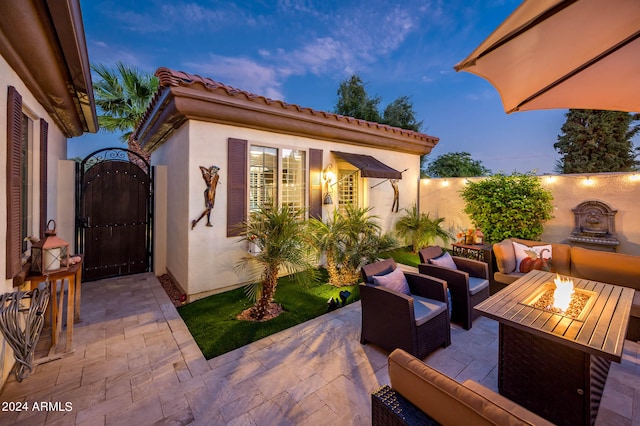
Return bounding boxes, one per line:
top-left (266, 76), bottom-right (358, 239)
top-left (568, 200), bottom-right (619, 252)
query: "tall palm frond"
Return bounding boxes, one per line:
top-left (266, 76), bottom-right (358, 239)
top-left (91, 62), bottom-right (159, 144)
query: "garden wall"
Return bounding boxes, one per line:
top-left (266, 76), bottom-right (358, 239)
top-left (419, 172), bottom-right (640, 256)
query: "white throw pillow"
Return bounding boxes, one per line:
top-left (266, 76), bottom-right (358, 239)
top-left (429, 252), bottom-right (458, 270)
top-left (512, 241), bottom-right (552, 272)
top-left (372, 267), bottom-right (411, 295)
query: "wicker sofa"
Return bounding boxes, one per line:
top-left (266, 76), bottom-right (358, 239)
top-left (372, 348), bottom-right (553, 426)
top-left (493, 238), bottom-right (640, 341)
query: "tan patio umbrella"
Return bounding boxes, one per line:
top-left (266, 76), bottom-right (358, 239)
top-left (454, 0), bottom-right (640, 113)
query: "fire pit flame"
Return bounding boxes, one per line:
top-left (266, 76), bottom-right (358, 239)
top-left (553, 274), bottom-right (574, 313)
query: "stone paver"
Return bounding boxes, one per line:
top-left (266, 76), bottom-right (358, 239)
top-left (0, 272), bottom-right (637, 425)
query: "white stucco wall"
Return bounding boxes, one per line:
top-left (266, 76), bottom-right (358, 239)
top-left (420, 173), bottom-right (640, 255)
top-left (0, 55), bottom-right (73, 388)
top-left (150, 124), bottom-right (191, 294)
top-left (152, 120), bottom-right (422, 299)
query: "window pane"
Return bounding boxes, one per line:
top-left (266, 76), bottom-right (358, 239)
top-left (338, 169), bottom-right (358, 208)
top-left (249, 146), bottom-right (277, 211)
top-left (281, 149), bottom-right (306, 210)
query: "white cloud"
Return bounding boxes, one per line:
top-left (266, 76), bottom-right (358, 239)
top-left (102, 1), bottom-right (257, 34)
top-left (88, 40), bottom-right (156, 72)
top-left (184, 55), bottom-right (285, 100)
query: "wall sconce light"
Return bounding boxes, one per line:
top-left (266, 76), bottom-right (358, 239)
top-left (545, 175), bottom-right (556, 184)
top-left (322, 164), bottom-right (335, 205)
top-left (583, 177), bottom-right (594, 186)
top-left (441, 179), bottom-right (450, 187)
top-left (630, 174), bottom-right (640, 182)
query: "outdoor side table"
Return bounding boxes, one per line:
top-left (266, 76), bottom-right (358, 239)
top-left (26, 257), bottom-right (83, 360)
top-left (474, 270), bottom-right (634, 426)
top-left (451, 243), bottom-right (492, 263)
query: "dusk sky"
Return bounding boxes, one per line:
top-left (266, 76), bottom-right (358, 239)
top-left (71, 0), bottom-right (578, 174)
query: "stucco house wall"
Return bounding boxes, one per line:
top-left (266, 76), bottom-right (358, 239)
top-left (139, 68), bottom-right (436, 301)
top-left (0, 0), bottom-right (97, 388)
top-left (420, 173), bottom-right (640, 255)
top-left (153, 120), bottom-right (422, 299)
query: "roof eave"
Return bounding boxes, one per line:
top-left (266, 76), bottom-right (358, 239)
top-left (0, 0), bottom-right (97, 137)
top-left (138, 85), bottom-right (439, 156)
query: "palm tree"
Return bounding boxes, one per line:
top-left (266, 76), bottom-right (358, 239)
top-left (395, 204), bottom-right (452, 252)
top-left (308, 204), bottom-right (394, 286)
top-left (91, 62), bottom-right (159, 166)
top-left (238, 203), bottom-right (316, 320)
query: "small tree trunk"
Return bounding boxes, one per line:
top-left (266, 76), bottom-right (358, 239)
top-left (326, 251), bottom-right (341, 286)
top-left (251, 264), bottom-right (279, 320)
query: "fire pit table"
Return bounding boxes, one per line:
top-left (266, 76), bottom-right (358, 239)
top-left (474, 270), bottom-right (634, 426)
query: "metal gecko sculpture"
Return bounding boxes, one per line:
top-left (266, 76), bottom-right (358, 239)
top-left (191, 165), bottom-right (220, 230)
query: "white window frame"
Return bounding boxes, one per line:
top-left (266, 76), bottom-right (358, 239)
top-left (248, 143), bottom-right (308, 214)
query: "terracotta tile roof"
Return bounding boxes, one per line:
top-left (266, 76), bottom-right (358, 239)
top-left (135, 67), bottom-right (439, 153)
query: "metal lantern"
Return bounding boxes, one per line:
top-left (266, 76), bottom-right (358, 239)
top-left (30, 220), bottom-right (69, 274)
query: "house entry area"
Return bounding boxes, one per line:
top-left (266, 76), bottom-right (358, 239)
top-left (76, 148), bottom-right (153, 281)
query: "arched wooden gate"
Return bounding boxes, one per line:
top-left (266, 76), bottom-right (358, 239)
top-left (76, 148), bottom-right (153, 282)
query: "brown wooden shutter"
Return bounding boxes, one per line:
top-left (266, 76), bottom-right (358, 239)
top-left (227, 138), bottom-right (247, 237)
top-left (39, 118), bottom-right (48, 236)
top-left (6, 86), bottom-right (23, 279)
top-left (309, 148), bottom-right (323, 219)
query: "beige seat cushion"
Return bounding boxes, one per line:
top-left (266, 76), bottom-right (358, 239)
top-left (388, 349), bottom-right (551, 426)
top-left (493, 239), bottom-right (516, 273)
top-left (570, 247), bottom-right (640, 289)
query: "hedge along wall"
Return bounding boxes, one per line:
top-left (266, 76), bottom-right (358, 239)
top-left (419, 172), bottom-right (640, 256)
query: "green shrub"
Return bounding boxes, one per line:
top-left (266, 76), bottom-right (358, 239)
top-left (395, 203), bottom-right (451, 252)
top-left (460, 172), bottom-right (553, 243)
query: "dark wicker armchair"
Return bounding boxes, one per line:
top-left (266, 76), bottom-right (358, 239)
top-left (418, 246), bottom-right (490, 330)
top-left (360, 258), bottom-right (451, 359)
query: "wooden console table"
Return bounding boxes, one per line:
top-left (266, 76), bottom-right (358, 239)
top-left (475, 270), bottom-right (634, 426)
top-left (26, 258), bottom-right (82, 359)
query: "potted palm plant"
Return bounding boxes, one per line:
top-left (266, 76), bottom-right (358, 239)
top-left (395, 203), bottom-right (452, 252)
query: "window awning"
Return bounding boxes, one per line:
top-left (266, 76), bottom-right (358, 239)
top-left (332, 151), bottom-right (402, 179)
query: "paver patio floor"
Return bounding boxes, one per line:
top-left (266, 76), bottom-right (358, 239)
top-left (0, 273), bottom-right (638, 425)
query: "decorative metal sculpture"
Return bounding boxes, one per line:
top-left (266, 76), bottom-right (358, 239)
top-left (390, 179), bottom-right (399, 213)
top-left (191, 165), bottom-right (220, 230)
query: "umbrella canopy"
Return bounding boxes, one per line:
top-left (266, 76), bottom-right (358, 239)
top-left (455, 0), bottom-right (640, 113)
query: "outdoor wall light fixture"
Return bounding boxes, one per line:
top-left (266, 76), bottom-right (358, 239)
top-left (30, 220), bottom-right (70, 274)
top-left (441, 179), bottom-right (450, 187)
top-left (545, 175), bottom-right (556, 184)
top-left (322, 164), bottom-right (335, 205)
top-left (583, 177), bottom-right (594, 186)
top-left (630, 174), bottom-right (640, 182)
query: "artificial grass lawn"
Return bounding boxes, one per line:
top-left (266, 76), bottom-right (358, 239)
top-left (379, 246), bottom-right (421, 267)
top-left (178, 269), bottom-right (359, 359)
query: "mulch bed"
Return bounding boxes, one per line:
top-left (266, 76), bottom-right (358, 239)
top-left (157, 274), bottom-right (186, 308)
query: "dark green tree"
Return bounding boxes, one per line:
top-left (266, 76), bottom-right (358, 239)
top-left (424, 152), bottom-right (491, 178)
top-left (333, 75), bottom-right (381, 123)
top-left (554, 109), bottom-right (640, 173)
top-left (382, 95), bottom-right (422, 132)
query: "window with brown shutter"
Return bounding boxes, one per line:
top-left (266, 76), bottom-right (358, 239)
top-left (227, 138), bottom-right (248, 237)
top-left (6, 86), bottom-right (23, 279)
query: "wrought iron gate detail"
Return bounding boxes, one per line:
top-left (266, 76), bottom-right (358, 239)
top-left (76, 148), bottom-right (153, 281)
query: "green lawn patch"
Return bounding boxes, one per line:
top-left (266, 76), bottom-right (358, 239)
top-left (379, 246), bottom-right (421, 267)
top-left (178, 269), bottom-right (359, 359)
